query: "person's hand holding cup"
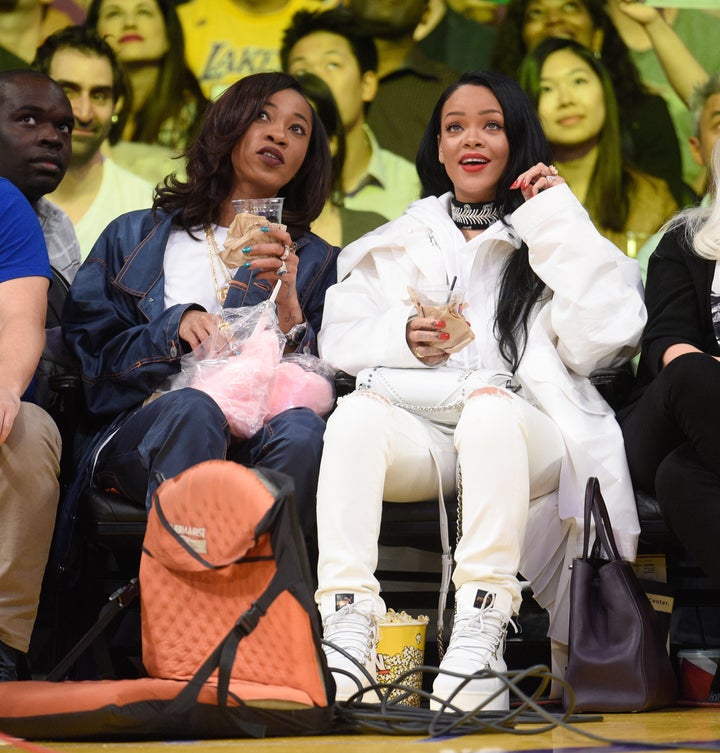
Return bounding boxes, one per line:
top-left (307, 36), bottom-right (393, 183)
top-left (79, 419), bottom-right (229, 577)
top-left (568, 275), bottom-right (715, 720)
top-left (223, 197), bottom-right (290, 267)
top-left (406, 283), bottom-right (474, 364)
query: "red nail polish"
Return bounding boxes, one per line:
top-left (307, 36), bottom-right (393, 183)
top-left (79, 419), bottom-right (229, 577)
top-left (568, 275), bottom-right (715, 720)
top-left (433, 320), bottom-right (446, 328)
top-left (439, 332), bottom-right (450, 341)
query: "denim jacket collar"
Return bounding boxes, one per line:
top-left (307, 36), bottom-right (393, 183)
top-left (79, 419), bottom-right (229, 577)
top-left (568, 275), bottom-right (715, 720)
top-left (111, 211), bottom-right (315, 318)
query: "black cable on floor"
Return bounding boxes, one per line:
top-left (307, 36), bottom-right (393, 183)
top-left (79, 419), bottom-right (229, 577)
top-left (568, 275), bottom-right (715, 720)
top-left (327, 651), bottom-right (720, 751)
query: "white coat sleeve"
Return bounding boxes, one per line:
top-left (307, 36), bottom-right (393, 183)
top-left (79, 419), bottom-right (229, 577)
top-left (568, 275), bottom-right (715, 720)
top-left (510, 184), bottom-right (647, 376)
top-left (318, 244), bottom-right (426, 376)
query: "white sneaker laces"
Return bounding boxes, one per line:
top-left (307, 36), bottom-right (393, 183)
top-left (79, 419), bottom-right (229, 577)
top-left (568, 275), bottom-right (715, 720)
top-left (323, 602), bottom-right (379, 662)
top-left (446, 608), bottom-right (516, 668)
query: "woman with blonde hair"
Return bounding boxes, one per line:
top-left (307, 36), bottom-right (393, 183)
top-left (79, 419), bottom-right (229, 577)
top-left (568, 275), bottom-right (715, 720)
top-left (619, 139), bottom-right (720, 584)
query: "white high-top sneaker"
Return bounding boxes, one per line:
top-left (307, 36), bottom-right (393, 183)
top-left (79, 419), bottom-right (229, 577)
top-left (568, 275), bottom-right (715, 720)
top-left (322, 599), bottom-right (380, 702)
top-left (431, 590), bottom-right (512, 712)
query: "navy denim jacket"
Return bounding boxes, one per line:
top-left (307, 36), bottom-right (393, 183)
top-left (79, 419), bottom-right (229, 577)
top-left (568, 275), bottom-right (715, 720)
top-left (54, 208), bottom-right (338, 577)
top-left (63, 208), bottom-right (338, 418)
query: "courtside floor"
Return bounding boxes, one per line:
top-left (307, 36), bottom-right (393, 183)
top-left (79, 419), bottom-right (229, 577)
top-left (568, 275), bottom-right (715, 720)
top-left (3, 707), bottom-right (720, 753)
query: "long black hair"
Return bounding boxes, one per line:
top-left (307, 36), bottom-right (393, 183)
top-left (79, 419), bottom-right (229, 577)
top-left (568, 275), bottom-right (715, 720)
top-left (154, 72), bottom-right (332, 239)
top-left (86, 0), bottom-right (208, 149)
top-left (490, 0), bottom-right (647, 116)
top-left (416, 70), bottom-right (552, 373)
top-left (519, 37), bottom-right (630, 232)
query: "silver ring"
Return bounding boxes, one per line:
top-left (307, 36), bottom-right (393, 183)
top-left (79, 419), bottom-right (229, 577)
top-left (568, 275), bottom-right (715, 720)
top-left (281, 247), bottom-right (290, 261)
top-left (546, 174), bottom-right (556, 182)
top-left (277, 261), bottom-right (288, 276)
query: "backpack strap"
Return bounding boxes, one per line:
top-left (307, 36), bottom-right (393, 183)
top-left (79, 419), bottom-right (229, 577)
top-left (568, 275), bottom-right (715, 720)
top-left (162, 564), bottom-right (292, 721)
top-left (47, 578), bottom-right (139, 682)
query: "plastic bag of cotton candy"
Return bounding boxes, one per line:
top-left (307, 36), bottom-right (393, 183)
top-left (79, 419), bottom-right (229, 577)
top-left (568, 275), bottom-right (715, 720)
top-left (170, 302), bottom-right (335, 438)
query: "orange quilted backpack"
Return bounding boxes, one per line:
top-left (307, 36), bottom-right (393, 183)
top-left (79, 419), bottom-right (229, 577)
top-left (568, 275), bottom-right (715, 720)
top-left (0, 461), bottom-right (335, 739)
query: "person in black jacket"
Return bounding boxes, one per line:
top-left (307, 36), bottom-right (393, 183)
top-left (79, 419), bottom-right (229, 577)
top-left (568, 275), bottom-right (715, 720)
top-left (619, 138), bottom-right (720, 583)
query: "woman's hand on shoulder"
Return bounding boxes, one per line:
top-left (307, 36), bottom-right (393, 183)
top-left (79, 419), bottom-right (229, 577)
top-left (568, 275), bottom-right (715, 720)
top-left (510, 163), bottom-right (565, 201)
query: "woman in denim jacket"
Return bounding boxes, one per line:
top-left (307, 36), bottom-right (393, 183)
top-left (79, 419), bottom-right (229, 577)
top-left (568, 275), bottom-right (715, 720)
top-left (59, 72), bottom-right (336, 570)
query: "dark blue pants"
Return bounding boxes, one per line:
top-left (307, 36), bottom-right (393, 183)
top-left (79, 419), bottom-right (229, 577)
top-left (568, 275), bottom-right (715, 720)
top-left (92, 388), bottom-right (325, 544)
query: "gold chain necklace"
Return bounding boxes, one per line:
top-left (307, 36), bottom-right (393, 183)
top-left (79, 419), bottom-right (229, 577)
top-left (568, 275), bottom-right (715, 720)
top-left (205, 224), bottom-right (233, 305)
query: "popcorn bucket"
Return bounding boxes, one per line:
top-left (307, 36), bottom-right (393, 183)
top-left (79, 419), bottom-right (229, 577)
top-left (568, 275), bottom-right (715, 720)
top-left (376, 611), bottom-right (428, 706)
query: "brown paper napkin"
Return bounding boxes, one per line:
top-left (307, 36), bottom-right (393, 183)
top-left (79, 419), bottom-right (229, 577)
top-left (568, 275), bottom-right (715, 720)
top-left (221, 212), bottom-right (287, 269)
top-left (407, 286), bottom-right (475, 354)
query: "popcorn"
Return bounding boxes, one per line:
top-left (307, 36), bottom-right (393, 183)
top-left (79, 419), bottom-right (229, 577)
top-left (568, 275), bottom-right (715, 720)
top-left (382, 608), bottom-right (429, 624)
top-left (376, 610), bottom-right (429, 706)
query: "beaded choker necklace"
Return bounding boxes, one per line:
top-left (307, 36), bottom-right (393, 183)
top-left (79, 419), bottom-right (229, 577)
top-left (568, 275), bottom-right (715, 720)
top-left (450, 198), bottom-right (500, 230)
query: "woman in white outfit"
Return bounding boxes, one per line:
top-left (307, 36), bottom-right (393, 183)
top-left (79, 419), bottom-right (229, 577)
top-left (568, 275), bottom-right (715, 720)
top-left (315, 70), bottom-right (646, 710)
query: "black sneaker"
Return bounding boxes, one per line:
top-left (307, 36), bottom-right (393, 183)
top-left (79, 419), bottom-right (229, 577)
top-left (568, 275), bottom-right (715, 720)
top-left (0, 639), bottom-right (20, 682)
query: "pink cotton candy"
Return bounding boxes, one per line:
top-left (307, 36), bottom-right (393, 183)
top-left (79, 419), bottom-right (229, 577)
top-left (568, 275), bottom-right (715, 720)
top-left (187, 309), bottom-right (333, 436)
top-left (191, 358), bottom-right (268, 439)
top-left (238, 317), bottom-right (283, 368)
top-left (190, 324), bottom-right (281, 438)
top-left (266, 362), bottom-right (334, 417)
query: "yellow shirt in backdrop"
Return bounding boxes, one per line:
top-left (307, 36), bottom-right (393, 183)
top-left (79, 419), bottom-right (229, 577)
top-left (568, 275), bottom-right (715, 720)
top-left (179, 0), bottom-right (332, 100)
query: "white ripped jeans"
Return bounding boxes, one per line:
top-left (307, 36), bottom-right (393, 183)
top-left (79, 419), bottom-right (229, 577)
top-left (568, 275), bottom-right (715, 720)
top-left (315, 387), bottom-right (564, 618)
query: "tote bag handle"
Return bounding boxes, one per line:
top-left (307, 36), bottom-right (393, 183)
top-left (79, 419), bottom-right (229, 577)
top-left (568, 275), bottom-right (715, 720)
top-left (581, 477), bottom-right (621, 562)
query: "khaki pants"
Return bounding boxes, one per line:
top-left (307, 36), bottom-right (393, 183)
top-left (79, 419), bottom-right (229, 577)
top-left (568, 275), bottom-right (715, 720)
top-left (0, 402), bottom-right (60, 652)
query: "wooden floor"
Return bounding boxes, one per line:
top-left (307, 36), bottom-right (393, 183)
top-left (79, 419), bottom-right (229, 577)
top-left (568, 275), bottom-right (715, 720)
top-left (3, 706), bottom-right (720, 753)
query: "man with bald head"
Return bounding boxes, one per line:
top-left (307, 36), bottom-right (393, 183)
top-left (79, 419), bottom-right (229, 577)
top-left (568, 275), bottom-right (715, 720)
top-left (0, 69), bottom-right (80, 283)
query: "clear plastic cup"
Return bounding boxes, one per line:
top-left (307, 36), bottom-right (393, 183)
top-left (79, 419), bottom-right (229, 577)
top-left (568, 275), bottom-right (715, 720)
top-left (231, 197), bottom-right (284, 224)
top-left (414, 284), bottom-right (462, 308)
